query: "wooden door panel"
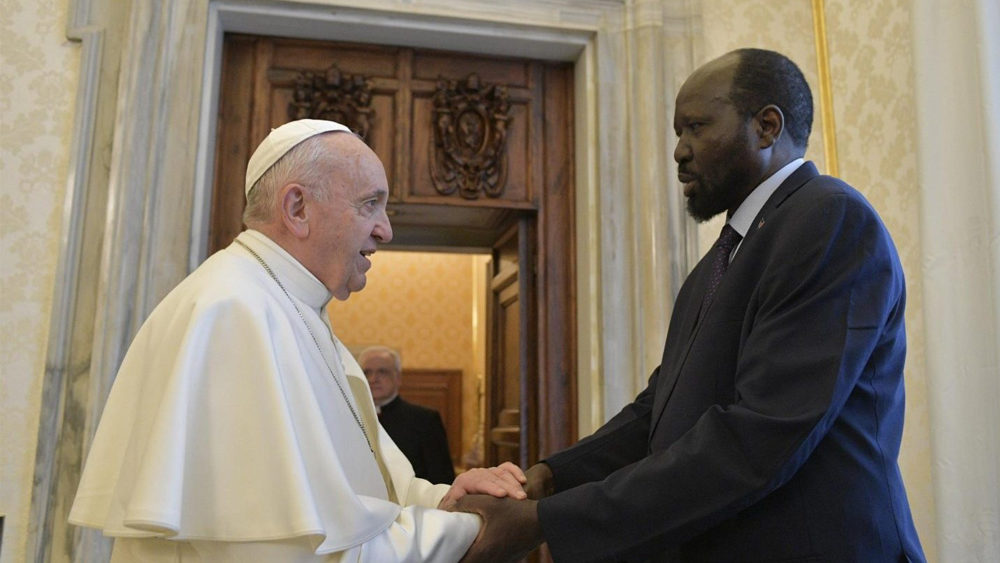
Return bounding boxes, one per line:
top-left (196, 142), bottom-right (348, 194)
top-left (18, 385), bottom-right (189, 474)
top-left (537, 64), bottom-right (576, 456)
top-left (408, 90), bottom-right (533, 204)
top-left (399, 369), bottom-right (462, 466)
top-left (412, 53), bottom-right (531, 85)
top-left (212, 35), bottom-right (564, 250)
top-left (484, 218), bottom-right (539, 470)
top-left (270, 42), bottom-right (399, 75)
top-left (210, 36), bottom-right (256, 253)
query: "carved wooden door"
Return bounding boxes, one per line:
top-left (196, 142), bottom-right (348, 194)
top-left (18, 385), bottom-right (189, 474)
top-left (210, 34), bottom-right (577, 477)
top-left (485, 220), bottom-right (535, 468)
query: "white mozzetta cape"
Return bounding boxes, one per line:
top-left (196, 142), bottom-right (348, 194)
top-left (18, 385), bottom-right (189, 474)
top-left (69, 230), bottom-right (478, 561)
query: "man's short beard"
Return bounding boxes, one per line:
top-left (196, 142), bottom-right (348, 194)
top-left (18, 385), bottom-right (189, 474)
top-left (684, 130), bottom-right (755, 223)
top-left (686, 181), bottom-right (737, 223)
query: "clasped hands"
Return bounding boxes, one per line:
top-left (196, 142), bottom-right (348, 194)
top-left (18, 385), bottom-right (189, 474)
top-left (438, 463), bottom-right (553, 563)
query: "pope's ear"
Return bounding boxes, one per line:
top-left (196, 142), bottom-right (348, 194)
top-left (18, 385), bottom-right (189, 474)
top-left (754, 104), bottom-right (784, 149)
top-left (278, 183), bottom-right (310, 239)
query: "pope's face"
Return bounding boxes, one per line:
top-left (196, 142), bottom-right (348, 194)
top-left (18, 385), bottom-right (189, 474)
top-left (362, 352), bottom-right (400, 404)
top-left (309, 137), bottom-right (393, 300)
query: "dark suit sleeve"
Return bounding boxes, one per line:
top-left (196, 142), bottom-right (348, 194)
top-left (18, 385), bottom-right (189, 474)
top-left (421, 411), bottom-right (456, 484)
top-left (539, 190), bottom-right (906, 561)
top-left (544, 367), bottom-right (660, 491)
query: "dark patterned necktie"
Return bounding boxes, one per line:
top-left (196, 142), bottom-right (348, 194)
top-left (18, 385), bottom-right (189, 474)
top-left (703, 224), bottom-right (742, 306)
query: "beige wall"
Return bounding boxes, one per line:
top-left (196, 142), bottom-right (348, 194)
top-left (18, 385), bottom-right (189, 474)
top-left (327, 251), bottom-right (488, 468)
top-left (696, 0), bottom-right (827, 252)
top-left (824, 1), bottom-right (935, 558)
top-left (0, 1), bottom-right (80, 562)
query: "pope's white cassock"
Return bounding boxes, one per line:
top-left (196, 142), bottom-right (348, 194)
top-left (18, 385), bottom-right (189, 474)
top-left (69, 229), bottom-right (480, 562)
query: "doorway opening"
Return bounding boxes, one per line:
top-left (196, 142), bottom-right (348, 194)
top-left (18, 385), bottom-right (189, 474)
top-left (328, 248), bottom-right (492, 473)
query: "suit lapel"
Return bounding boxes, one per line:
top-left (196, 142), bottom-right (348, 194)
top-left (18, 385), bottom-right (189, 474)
top-left (647, 254), bottom-right (713, 436)
top-left (648, 162), bottom-right (821, 438)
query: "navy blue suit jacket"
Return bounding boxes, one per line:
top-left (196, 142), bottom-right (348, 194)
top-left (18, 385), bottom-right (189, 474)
top-left (538, 163), bottom-right (925, 562)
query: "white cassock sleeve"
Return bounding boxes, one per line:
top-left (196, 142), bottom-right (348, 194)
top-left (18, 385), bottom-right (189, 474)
top-left (188, 508), bottom-right (480, 562)
top-left (110, 508), bottom-right (480, 562)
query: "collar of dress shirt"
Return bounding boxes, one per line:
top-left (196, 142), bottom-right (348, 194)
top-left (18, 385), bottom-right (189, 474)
top-left (728, 158), bottom-right (804, 238)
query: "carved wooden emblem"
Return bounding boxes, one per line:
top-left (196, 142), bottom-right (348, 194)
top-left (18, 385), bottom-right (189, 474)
top-left (288, 64), bottom-right (375, 140)
top-left (430, 74), bottom-right (511, 199)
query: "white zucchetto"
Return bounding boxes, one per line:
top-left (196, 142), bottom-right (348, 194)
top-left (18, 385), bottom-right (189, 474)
top-left (244, 119), bottom-right (352, 196)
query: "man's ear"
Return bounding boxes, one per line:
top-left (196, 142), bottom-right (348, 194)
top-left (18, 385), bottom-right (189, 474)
top-left (278, 183), bottom-right (310, 239)
top-left (754, 104), bottom-right (784, 149)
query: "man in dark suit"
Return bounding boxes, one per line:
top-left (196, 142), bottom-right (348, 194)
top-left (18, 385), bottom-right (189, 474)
top-left (453, 48), bottom-right (926, 562)
top-left (360, 346), bottom-right (456, 485)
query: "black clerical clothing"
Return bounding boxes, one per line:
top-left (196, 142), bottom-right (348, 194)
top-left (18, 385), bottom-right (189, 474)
top-left (379, 396), bottom-right (456, 485)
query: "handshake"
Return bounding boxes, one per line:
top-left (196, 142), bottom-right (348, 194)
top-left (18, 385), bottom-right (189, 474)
top-left (437, 462), bottom-right (555, 562)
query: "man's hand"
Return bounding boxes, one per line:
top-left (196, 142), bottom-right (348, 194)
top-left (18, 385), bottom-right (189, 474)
top-left (524, 462), bottom-right (554, 500)
top-left (438, 462), bottom-right (527, 510)
top-left (452, 494), bottom-right (542, 563)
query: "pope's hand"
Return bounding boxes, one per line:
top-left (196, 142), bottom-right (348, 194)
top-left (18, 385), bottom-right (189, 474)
top-left (438, 462), bottom-right (527, 510)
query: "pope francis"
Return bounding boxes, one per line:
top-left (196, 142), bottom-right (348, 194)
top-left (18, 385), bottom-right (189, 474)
top-left (69, 119), bottom-right (525, 561)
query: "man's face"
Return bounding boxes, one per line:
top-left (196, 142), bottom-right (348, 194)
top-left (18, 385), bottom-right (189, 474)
top-left (309, 136), bottom-right (393, 300)
top-left (673, 60), bottom-right (763, 222)
top-left (362, 352), bottom-right (400, 404)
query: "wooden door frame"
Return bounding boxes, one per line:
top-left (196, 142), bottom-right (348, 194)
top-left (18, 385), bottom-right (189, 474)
top-left (399, 368), bottom-right (464, 466)
top-left (210, 34), bottom-right (578, 465)
top-left (190, 3), bottom-right (623, 448)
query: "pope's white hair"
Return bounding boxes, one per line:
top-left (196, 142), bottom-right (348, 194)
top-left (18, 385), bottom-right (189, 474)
top-left (243, 131), bottom-right (345, 226)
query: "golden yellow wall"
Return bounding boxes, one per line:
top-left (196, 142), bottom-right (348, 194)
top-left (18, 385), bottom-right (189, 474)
top-left (699, 0), bottom-right (935, 558)
top-left (0, 2), bottom-right (79, 562)
top-left (327, 250), bottom-right (487, 467)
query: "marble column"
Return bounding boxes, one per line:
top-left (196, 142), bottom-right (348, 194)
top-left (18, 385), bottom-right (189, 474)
top-left (585, 0), bottom-right (702, 424)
